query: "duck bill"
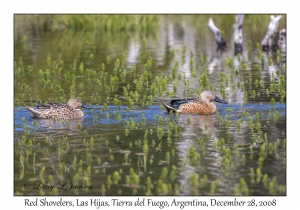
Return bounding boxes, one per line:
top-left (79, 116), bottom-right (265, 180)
top-left (81, 104), bottom-right (92, 109)
top-left (214, 96), bottom-right (228, 104)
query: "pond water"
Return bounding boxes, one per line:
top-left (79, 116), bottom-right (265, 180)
top-left (14, 15), bottom-right (286, 196)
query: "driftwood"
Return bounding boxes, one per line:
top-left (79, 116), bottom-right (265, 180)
top-left (207, 18), bottom-right (226, 47)
top-left (208, 15), bottom-right (244, 53)
top-left (275, 29), bottom-right (286, 52)
top-left (261, 15), bottom-right (282, 51)
top-left (208, 14), bottom-right (285, 59)
top-left (279, 29), bottom-right (286, 52)
top-left (208, 15), bottom-right (244, 72)
top-left (232, 14), bottom-right (244, 54)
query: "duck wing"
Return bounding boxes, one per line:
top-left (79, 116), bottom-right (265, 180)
top-left (35, 102), bottom-right (64, 109)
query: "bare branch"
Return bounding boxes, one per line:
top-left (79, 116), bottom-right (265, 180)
top-left (278, 29), bottom-right (286, 52)
top-left (261, 15), bottom-right (282, 49)
top-left (207, 18), bottom-right (226, 46)
top-left (232, 14), bottom-right (244, 45)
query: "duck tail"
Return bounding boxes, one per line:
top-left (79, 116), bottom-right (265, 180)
top-left (160, 98), bottom-right (178, 113)
top-left (25, 105), bottom-right (42, 118)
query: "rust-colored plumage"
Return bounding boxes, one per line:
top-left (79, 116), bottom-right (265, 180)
top-left (160, 91), bottom-right (227, 115)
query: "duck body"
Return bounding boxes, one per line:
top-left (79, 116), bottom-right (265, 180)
top-left (26, 98), bottom-right (92, 119)
top-left (160, 91), bottom-right (227, 115)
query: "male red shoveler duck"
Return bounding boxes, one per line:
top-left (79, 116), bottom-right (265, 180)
top-left (160, 91), bottom-right (227, 115)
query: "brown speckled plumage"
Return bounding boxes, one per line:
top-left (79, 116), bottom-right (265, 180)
top-left (26, 98), bottom-right (91, 119)
top-left (160, 91), bottom-right (227, 115)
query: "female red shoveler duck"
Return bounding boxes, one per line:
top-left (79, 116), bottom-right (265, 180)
top-left (25, 98), bottom-right (92, 119)
top-left (160, 91), bottom-right (227, 115)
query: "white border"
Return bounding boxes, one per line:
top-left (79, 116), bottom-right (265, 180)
top-left (3, 0), bottom-right (298, 209)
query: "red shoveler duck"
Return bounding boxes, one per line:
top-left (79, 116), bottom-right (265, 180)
top-left (160, 91), bottom-right (227, 115)
top-left (26, 98), bottom-right (92, 119)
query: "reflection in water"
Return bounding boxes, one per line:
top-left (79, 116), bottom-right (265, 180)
top-left (177, 114), bottom-right (217, 133)
top-left (232, 54), bottom-right (244, 104)
top-left (208, 47), bottom-right (225, 74)
top-left (36, 118), bottom-right (84, 133)
top-left (176, 115), bottom-right (218, 194)
top-left (126, 41), bottom-right (140, 68)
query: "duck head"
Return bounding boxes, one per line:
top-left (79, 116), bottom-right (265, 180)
top-left (67, 98), bottom-right (92, 109)
top-left (199, 91), bottom-right (228, 104)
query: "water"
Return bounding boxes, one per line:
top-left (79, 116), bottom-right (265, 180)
top-left (14, 15), bottom-right (286, 196)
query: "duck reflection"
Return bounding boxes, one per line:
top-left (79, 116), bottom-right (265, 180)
top-left (35, 118), bottom-right (84, 133)
top-left (176, 114), bottom-right (217, 135)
